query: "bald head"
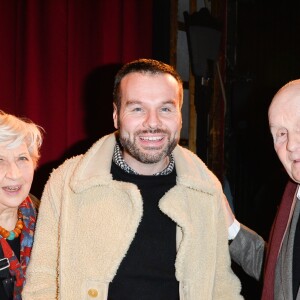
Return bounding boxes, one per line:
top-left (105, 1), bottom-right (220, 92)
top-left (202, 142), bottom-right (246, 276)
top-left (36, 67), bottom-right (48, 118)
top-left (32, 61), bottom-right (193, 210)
top-left (269, 79), bottom-right (300, 116)
top-left (269, 79), bottom-right (300, 183)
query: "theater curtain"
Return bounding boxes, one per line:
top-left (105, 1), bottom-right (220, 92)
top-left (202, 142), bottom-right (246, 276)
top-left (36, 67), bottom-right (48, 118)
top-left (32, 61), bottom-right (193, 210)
top-left (0, 0), bottom-right (153, 172)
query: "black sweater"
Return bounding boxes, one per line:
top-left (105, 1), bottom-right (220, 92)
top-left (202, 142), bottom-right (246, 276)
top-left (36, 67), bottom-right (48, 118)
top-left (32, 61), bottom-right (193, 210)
top-left (108, 162), bottom-right (179, 300)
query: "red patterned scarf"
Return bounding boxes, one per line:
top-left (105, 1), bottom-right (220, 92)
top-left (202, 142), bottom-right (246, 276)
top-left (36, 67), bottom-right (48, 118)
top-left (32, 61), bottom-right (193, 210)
top-left (0, 196), bottom-right (37, 300)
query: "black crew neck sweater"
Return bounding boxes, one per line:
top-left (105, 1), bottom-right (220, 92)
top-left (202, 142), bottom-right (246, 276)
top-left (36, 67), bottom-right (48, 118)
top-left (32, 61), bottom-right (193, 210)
top-left (108, 161), bottom-right (179, 300)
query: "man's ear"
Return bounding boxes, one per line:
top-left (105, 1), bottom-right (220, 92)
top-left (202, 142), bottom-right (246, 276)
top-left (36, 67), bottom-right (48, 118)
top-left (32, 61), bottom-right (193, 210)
top-left (113, 103), bottom-right (118, 129)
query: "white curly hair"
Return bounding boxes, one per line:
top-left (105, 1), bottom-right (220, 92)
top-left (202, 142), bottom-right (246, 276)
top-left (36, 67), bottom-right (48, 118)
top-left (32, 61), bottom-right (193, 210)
top-left (0, 110), bottom-right (43, 167)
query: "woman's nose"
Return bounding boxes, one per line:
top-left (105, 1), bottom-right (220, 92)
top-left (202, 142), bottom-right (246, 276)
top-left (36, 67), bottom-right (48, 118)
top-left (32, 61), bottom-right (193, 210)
top-left (5, 162), bottom-right (21, 179)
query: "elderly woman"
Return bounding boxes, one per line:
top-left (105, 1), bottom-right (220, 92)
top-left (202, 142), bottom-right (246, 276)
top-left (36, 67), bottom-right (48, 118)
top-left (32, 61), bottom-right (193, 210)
top-left (0, 110), bottom-right (42, 300)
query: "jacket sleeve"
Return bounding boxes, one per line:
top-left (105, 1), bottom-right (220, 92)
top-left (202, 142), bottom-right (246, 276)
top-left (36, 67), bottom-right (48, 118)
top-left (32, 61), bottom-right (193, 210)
top-left (213, 192), bottom-right (244, 300)
top-left (22, 165), bottom-right (66, 299)
top-left (230, 224), bottom-right (266, 281)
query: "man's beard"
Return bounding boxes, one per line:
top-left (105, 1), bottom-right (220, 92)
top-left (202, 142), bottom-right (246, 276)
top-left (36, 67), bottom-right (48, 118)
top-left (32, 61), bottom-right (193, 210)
top-left (119, 129), bottom-right (178, 164)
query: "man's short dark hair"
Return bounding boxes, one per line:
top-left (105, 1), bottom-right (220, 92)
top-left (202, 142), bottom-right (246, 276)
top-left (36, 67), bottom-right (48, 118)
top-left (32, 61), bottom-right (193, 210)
top-left (113, 58), bottom-right (183, 111)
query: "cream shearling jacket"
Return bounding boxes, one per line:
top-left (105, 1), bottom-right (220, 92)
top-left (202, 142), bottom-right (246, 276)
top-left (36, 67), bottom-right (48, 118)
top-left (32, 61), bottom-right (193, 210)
top-left (22, 133), bottom-right (242, 300)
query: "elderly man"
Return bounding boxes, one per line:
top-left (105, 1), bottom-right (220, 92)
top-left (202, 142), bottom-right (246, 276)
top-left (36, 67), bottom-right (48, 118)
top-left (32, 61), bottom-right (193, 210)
top-left (229, 79), bottom-right (300, 300)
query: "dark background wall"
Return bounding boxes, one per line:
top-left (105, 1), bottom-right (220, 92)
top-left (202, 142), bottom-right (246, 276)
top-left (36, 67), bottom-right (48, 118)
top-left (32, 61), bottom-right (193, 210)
top-left (226, 0), bottom-right (300, 243)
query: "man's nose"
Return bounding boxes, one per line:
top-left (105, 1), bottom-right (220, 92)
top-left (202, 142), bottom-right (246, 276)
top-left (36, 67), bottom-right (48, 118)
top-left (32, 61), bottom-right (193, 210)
top-left (287, 132), bottom-right (300, 152)
top-left (143, 111), bottom-right (162, 129)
